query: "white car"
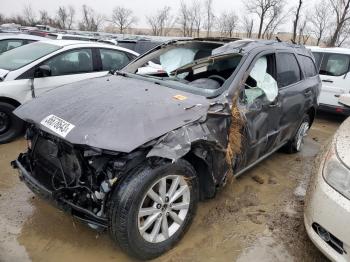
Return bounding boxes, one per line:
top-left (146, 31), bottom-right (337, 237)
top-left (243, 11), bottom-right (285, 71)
top-left (0, 33), bottom-right (46, 54)
top-left (309, 46), bottom-right (350, 115)
top-left (0, 40), bottom-right (138, 143)
top-left (304, 109), bottom-right (350, 261)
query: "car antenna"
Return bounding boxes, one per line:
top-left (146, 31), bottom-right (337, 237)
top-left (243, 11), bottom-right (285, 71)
top-left (276, 36), bottom-right (282, 42)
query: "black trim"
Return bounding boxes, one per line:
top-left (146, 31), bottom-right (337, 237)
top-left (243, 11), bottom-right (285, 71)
top-left (318, 103), bottom-right (350, 116)
top-left (92, 47), bottom-right (102, 71)
top-left (12, 155), bottom-right (108, 228)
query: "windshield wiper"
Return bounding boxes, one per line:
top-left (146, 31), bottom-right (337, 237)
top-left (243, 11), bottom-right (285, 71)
top-left (112, 70), bottom-right (127, 77)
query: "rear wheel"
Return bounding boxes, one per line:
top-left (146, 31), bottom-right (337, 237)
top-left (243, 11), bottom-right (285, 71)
top-left (285, 115), bottom-right (310, 153)
top-left (0, 102), bottom-right (24, 144)
top-left (109, 159), bottom-right (199, 260)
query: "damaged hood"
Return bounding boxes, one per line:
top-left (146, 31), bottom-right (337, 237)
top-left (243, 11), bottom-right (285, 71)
top-left (14, 75), bottom-right (210, 152)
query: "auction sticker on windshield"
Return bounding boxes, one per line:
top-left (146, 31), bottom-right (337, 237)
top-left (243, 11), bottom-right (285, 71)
top-left (40, 115), bottom-right (75, 138)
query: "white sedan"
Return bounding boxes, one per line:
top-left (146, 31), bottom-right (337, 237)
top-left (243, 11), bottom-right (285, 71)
top-left (305, 112), bottom-right (350, 261)
top-left (0, 40), bottom-right (138, 143)
top-left (0, 33), bottom-right (46, 54)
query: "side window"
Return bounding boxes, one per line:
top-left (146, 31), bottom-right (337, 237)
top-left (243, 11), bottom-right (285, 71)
top-left (320, 53), bottom-right (350, 76)
top-left (100, 49), bottom-right (131, 71)
top-left (0, 39), bottom-right (24, 53)
top-left (244, 54), bottom-right (278, 105)
top-left (298, 55), bottom-right (318, 78)
top-left (277, 53), bottom-right (301, 88)
top-left (312, 52), bottom-right (323, 71)
top-left (43, 49), bottom-right (93, 76)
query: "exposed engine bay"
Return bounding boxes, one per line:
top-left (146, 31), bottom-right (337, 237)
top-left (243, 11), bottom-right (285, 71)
top-left (17, 126), bottom-right (147, 228)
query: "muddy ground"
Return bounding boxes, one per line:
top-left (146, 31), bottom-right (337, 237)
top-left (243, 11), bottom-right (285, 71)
top-left (0, 112), bottom-right (345, 262)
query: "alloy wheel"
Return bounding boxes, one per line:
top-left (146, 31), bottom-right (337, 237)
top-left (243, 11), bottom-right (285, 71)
top-left (138, 175), bottom-right (190, 243)
top-left (296, 121), bottom-right (309, 151)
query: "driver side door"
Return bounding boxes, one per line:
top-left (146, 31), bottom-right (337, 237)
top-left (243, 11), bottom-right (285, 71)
top-left (238, 52), bottom-right (282, 170)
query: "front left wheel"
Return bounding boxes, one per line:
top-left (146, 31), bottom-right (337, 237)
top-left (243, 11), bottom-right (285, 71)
top-left (109, 159), bottom-right (199, 260)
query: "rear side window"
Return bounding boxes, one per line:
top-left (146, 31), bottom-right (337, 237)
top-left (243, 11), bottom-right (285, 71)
top-left (298, 55), bottom-right (318, 78)
top-left (320, 53), bottom-right (350, 76)
top-left (0, 39), bottom-right (24, 54)
top-left (100, 49), bottom-right (131, 71)
top-left (277, 53), bottom-right (301, 87)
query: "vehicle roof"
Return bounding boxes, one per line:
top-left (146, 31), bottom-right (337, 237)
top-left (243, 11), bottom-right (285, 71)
top-left (212, 39), bottom-right (312, 56)
top-left (47, 33), bottom-right (98, 39)
top-left (307, 45), bottom-right (350, 54)
top-left (0, 33), bottom-right (46, 41)
top-left (39, 40), bottom-right (140, 55)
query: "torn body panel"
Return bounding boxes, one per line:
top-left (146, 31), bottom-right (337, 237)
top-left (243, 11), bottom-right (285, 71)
top-left (147, 103), bottom-right (232, 186)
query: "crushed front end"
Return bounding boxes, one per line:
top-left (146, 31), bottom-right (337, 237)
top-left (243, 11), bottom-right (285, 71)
top-left (12, 126), bottom-right (146, 229)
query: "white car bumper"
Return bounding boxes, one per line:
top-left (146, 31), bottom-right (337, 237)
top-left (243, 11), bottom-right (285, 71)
top-left (304, 156), bottom-right (350, 261)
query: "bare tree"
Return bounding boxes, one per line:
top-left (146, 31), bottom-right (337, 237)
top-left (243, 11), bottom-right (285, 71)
top-left (292, 0), bottom-right (303, 42)
top-left (79, 5), bottom-right (103, 32)
top-left (56, 6), bottom-right (75, 29)
top-left (39, 10), bottom-right (50, 25)
top-left (147, 6), bottom-right (174, 36)
top-left (245, 0), bottom-right (279, 39)
top-left (242, 17), bottom-right (254, 38)
top-left (56, 6), bottom-right (68, 29)
top-left (310, 1), bottom-right (330, 45)
top-left (298, 18), bottom-right (311, 44)
top-left (328, 0), bottom-right (350, 47)
top-left (0, 13), bottom-right (5, 24)
top-left (67, 6), bottom-right (75, 29)
top-left (23, 4), bottom-right (37, 25)
top-left (111, 6), bottom-right (137, 34)
top-left (336, 22), bottom-right (350, 46)
top-left (193, 0), bottom-right (202, 37)
top-left (177, 1), bottom-right (194, 37)
top-left (204, 0), bottom-right (215, 37)
top-left (262, 3), bottom-right (287, 39)
top-left (217, 11), bottom-right (239, 37)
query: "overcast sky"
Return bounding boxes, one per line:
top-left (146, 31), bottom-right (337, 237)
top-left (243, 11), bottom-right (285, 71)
top-left (2, 0), bottom-right (319, 31)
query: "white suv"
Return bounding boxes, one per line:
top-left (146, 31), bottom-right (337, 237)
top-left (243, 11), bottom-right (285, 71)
top-left (0, 40), bottom-right (138, 143)
top-left (309, 46), bottom-right (350, 115)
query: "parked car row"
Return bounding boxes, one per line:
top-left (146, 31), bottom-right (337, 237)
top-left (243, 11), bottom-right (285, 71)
top-left (0, 31), bottom-right (348, 259)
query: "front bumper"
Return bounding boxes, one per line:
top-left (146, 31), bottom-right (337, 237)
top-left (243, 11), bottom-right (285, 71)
top-left (12, 153), bottom-right (108, 229)
top-left (304, 156), bottom-right (350, 261)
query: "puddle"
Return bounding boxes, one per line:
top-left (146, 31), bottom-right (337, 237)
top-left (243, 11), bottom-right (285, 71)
top-left (237, 236), bottom-right (293, 262)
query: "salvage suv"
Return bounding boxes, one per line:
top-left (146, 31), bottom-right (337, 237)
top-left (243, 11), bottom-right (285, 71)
top-left (12, 39), bottom-right (320, 259)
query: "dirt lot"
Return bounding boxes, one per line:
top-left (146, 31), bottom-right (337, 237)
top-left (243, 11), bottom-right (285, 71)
top-left (0, 112), bottom-right (345, 262)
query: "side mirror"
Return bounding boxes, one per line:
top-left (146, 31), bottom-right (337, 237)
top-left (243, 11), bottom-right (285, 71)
top-left (34, 65), bottom-right (51, 78)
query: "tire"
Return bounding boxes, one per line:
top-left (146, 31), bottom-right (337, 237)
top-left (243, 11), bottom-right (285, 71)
top-left (285, 115), bottom-right (310, 154)
top-left (109, 159), bottom-right (199, 260)
top-left (0, 102), bottom-right (24, 144)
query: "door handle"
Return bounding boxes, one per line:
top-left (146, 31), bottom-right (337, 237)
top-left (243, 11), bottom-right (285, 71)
top-left (322, 79), bottom-right (334, 83)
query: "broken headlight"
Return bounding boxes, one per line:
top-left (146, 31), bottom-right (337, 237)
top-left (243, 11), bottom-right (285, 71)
top-left (323, 143), bottom-right (350, 200)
